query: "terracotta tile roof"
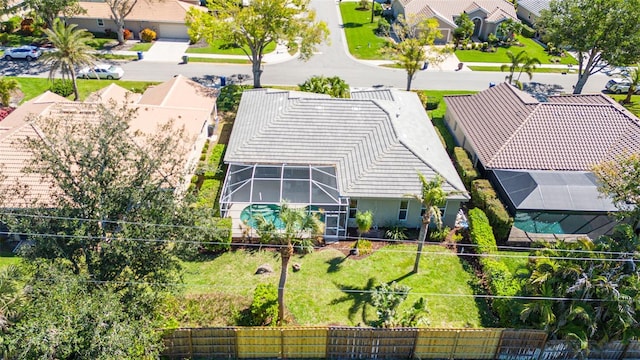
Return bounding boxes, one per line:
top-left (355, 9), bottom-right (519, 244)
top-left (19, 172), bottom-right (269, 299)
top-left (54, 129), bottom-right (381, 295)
top-left (485, 7), bottom-right (512, 22)
top-left (138, 75), bottom-right (217, 110)
top-left (0, 78), bottom-right (216, 208)
top-left (400, 0), bottom-right (517, 25)
top-left (75, 0), bottom-right (207, 23)
top-left (85, 83), bottom-right (139, 104)
top-left (445, 83), bottom-right (640, 171)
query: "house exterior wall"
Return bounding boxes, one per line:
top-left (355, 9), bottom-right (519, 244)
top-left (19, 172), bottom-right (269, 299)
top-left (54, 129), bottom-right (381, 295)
top-left (445, 107), bottom-right (479, 163)
top-left (67, 17), bottom-right (188, 39)
top-left (481, 22), bottom-right (499, 40)
top-left (437, 26), bottom-right (453, 43)
top-left (516, 7), bottom-right (537, 25)
top-left (391, 1), bottom-right (405, 19)
top-left (348, 197), bottom-right (461, 230)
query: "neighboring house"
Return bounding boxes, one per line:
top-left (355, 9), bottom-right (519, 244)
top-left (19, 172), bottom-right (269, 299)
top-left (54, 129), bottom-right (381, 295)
top-left (516, 0), bottom-right (550, 25)
top-left (390, 0), bottom-right (518, 43)
top-left (66, 0), bottom-right (207, 39)
top-left (0, 75), bottom-right (216, 209)
top-left (444, 83), bottom-right (640, 238)
top-left (220, 88), bottom-right (469, 242)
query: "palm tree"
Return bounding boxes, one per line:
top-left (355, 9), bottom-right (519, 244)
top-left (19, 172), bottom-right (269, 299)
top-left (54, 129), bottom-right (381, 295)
top-left (255, 203), bottom-right (323, 325)
top-left (622, 64), bottom-right (640, 104)
top-left (0, 77), bottom-right (19, 107)
top-left (500, 50), bottom-right (540, 89)
top-left (354, 210), bottom-right (373, 253)
top-left (41, 19), bottom-right (97, 101)
top-left (409, 173), bottom-right (447, 274)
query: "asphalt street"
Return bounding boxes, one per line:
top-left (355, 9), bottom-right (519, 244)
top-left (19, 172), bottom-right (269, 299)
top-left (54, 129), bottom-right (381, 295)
top-left (0, 0), bottom-right (611, 94)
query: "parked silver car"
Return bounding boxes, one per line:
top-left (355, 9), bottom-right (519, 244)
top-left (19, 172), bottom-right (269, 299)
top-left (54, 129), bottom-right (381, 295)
top-left (77, 64), bottom-right (125, 80)
top-left (3, 46), bottom-right (42, 61)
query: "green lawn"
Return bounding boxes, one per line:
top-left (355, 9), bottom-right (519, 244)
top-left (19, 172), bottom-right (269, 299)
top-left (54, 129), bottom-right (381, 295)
top-left (189, 57), bottom-right (252, 64)
top-left (187, 40), bottom-right (276, 55)
top-left (454, 37), bottom-right (577, 65)
top-left (129, 42), bottom-right (154, 52)
top-left (85, 38), bottom-right (117, 50)
top-left (95, 54), bottom-right (138, 61)
top-left (0, 253), bottom-right (20, 268)
top-left (610, 95), bottom-right (640, 117)
top-left (468, 66), bottom-right (576, 74)
top-left (12, 77), bottom-right (159, 102)
top-left (497, 251), bottom-right (530, 278)
top-left (339, 2), bottom-right (389, 60)
top-left (418, 90), bottom-right (477, 153)
top-left (178, 244), bottom-right (483, 327)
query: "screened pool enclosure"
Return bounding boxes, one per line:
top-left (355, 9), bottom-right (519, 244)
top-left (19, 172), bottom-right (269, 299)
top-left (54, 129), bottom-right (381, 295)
top-left (220, 164), bottom-right (349, 241)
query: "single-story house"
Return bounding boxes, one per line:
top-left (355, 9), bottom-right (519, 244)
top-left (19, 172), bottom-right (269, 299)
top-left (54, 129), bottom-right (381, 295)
top-left (66, 0), bottom-right (206, 39)
top-left (0, 75), bottom-right (216, 208)
top-left (220, 88), bottom-right (469, 242)
top-left (390, 0), bottom-right (518, 43)
top-left (444, 83), bottom-right (640, 238)
top-left (516, 0), bottom-right (550, 25)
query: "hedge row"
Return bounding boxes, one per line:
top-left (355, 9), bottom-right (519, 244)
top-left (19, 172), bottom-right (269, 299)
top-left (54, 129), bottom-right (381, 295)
top-left (468, 208), bottom-right (520, 326)
top-left (521, 23), bottom-right (536, 38)
top-left (471, 180), bottom-right (513, 242)
top-left (452, 147), bottom-right (478, 189)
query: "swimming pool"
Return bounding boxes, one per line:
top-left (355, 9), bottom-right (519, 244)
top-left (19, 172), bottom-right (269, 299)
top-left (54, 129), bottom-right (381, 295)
top-left (240, 204), bottom-right (285, 229)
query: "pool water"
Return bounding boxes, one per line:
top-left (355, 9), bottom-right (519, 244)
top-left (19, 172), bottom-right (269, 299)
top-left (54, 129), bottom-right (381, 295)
top-left (240, 204), bottom-right (285, 229)
top-left (513, 212), bottom-right (565, 234)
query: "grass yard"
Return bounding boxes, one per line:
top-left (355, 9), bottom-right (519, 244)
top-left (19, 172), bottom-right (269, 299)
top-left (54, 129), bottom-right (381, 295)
top-left (12, 77), bottom-right (159, 102)
top-left (454, 37), bottom-right (577, 65)
top-left (0, 253), bottom-right (20, 268)
top-left (85, 38), bottom-right (116, 50)
top-left (610, 95), bottom-right (640, 117)
top-left (178, 244), bottom-right (483, 327)
top-left (339, 2), bottom-right (389, 60)
top-left (418, 90), bottom-right (477, 153)
top-left (187, 40), bottom-right (276, 56)
top-left (95, 54), bottom-right (138, 61)
top-left (497, 251), bottom-right (530, 278)
top-left (189, 57), bottom-right (252, 64)
top-left (468, 66), bottom-right (575, 74)
top-left (129, 42), bottom-right (154, 52)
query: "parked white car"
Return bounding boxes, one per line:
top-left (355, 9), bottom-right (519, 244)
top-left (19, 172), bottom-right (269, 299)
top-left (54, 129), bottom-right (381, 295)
top-left (605, 78), bottom-right (639, 94)
top-left (77, 64), bottom-right (125, 80)
top-left (3, 46), bottom-right (42, 61)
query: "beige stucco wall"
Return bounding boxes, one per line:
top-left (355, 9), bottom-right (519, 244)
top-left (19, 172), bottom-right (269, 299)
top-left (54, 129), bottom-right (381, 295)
top-left (517, 7), bottom-right (538, 25)
top-left (445, 107), bottom-right (478, 163)
top-left (67, 17), bottom-right (186, 38)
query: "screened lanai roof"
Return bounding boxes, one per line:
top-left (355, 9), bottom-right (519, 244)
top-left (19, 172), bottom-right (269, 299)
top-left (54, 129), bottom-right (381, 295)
top-left (492, 169), bottom-right (618, 212)
top-left (221, 164), bottom-right (347, 205)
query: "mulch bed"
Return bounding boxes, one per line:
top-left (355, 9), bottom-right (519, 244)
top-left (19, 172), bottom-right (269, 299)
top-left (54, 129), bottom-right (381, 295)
top-left (320, 239), bottom-right (392, 260)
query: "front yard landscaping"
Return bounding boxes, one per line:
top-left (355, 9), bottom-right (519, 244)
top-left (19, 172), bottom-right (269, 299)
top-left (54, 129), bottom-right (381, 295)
top-left (12, 77), bottom-right (158, 102)
top-left (468, 66), bottom-right (575, 74)
top-left (339, 2), bottom-right (389, 59)
top-left (454, 36), bottom-right (577, 65)
top-left (417, 90), bottom-right (476, 153)
top-left (187, 39), bottom-right (276, 56)
top-left (610, 94), bottom-right (640, 117)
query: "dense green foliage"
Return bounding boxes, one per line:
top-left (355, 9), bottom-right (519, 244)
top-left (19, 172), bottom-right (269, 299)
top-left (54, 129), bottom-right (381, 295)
top-left (217, 84), bottom-right (251, 112)
top-left (49, 79), bottom-right (73, 97)
top-left (471, 180), bottom-right (513, 242)
top-left (520, 225), bottom-right (640, 349)
top-left (298, 76), bottom-right (350, 98)
top-left (452, 147), bottom-right (478, 189)
top-left (537, 0), bottom-right (640, 93)
top-left (249, 283), bottom-right (279, 326)
top-left (468, 208), bottom-right (521, 326)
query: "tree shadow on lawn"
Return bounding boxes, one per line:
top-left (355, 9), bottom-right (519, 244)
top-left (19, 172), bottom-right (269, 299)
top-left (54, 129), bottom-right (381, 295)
top-left (330, 277), bottom-right (376, 325)
top-left (341, 22), bottom-right (363, 28)
top-left (325, 255), bottom-right (349, 273)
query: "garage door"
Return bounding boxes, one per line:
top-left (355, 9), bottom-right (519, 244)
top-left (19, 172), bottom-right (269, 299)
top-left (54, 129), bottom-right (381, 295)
top-left (157, 23), bottom-right (188, 40)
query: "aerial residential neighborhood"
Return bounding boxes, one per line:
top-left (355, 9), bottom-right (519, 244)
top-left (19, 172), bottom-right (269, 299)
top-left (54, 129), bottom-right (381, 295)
top-left (0, 0), bottom-right (638, 358)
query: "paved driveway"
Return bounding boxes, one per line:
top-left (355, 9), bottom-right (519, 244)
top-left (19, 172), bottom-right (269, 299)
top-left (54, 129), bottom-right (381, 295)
top-left (142, 39), bottom-right (190, 63)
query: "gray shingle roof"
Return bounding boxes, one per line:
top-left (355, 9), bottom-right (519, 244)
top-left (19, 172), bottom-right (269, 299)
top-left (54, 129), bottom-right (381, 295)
top-left (517, 0), bottom-right (551, 17)
top-left (444, 83), bottom-right (640, 171)
top-left (225, 89), bottom-right (468, 199)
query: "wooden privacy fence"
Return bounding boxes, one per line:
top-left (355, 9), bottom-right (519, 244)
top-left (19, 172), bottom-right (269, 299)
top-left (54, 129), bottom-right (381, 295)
top-left (161, 327), bottom-right (640, 360)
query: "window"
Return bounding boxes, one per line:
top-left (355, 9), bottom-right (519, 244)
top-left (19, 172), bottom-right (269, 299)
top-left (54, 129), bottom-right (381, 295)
top-left (348, 199), bottom-right (358, 219)
top-left (398, 200), bottom-right (409, 221)
top-left (97, 19), bottom-right (104, 27)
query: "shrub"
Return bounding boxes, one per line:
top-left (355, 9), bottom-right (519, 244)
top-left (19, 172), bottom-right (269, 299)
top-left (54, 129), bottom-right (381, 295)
top-left (452, 147), bottom-right (478, 189)
top-left (50, 80), bottom-right (73, 97)
top-left (468, 208), bottom-right (497, 254)
top-left (430, 226), bottom-right (451, 242)
top-left (140, 28), bottom-right (156, 43)
top-left (373, 2), bottom-right (383, 15)
top-left (0, 33), bottom-right (8, 45)
top-left (375, 17), bottom-right (390, 36)
top-left (20, 18), bottom-right (33, 35)
top-left (521, 24), bottom-right (535, 38)
top-left (200, 217), bottom-right (232, 253)
top-left (249, 284), bottom-right (278, 326)
top-left (357, 0), bottom-right (370, 10)
top-left (3, 16), bottom-right (21, 33)
top-left (217, 84), bottom-right (251, 112)
top-left (123, 28), bottom-right (133, 40)
top-left (385, 223), bottom-right (408, 240)
top-left (357, 239), bottom-right (373, 255)
top-left (471, 179), bottom-right (513, 242)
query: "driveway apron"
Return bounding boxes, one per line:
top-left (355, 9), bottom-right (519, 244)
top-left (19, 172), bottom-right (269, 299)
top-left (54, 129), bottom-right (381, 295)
top-left (142, 39), bottom-right (190, 63)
